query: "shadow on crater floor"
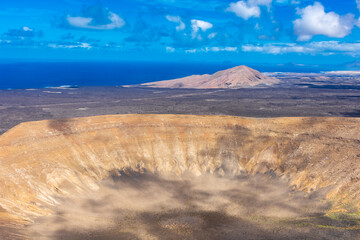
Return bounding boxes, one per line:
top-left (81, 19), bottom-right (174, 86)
top-left (27, 170), bottom-right (360, 240)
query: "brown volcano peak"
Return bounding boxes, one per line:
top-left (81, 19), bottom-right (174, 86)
top-left (133, 65), bottom-right (280, 89)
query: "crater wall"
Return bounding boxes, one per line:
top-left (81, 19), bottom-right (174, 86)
top-left (0, 114), bottom-right (359, 221)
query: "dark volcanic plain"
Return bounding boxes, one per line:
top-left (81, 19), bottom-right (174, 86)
top-left (0, 85), bottom-right (360, 135)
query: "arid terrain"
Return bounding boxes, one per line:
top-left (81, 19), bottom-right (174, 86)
top-left (1, 85), bottom-right (360, 135)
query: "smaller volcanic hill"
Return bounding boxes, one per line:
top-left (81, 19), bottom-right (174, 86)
top-left (137, 65), bottom-right (280, 89)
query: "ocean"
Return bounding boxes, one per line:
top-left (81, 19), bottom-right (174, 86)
top-left (0, 61), bottom-right (322, 90)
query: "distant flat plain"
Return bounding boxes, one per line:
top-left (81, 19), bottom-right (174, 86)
top-left (0, 85), bottom-right (359, 135)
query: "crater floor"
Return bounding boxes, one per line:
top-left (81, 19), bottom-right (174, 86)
top-left (28, 171), bottom-right (360, 240)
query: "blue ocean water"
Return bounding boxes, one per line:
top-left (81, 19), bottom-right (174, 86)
top-left (0, 61), bottom-right (322, 90)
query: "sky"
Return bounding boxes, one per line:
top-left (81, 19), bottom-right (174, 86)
top-left (1, 0), bottom-right (360, 67)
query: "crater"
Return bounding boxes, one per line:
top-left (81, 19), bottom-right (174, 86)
top-left (0, 114), bottom-right (359, 239)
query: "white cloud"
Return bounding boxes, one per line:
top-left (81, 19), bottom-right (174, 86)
top-left (80, 43), bottom-right (91, 49)
top-left (191, 20), bottom-right (213, 32)
top-left (275, 0), bottom-right (299, 4)
top-left (185, 46), bottom-right (238, 53)
top-left (308, 41), bottom-right (360, 53)
top-left (226, 1), bottom-right (260, 20)
top-left (208, 32), bottom-right (217, 39)
top-left (191, 19), bottom-right (213, 39)
top-left (166, 15), bottom-right (185, 31)
top-left (248, 0), bottom-right (272, 8)
top-left (22, 26), bottom-right (33, 32)
top-left (226, 0), bottom-right (272, 20)
top-left (48, 42), bottom-right (92, 49)
top-left (67, 16), bottom-right (92, 28)
top-left (166, 46), bottom-right (175, 52)
top-left (275, 0), bottom-right (288, 3)
top-left (0, 40), bottom-right (12, 44)
top-left (241, 41), bottom-right (360, 55)
top-left (357, 0), bottom-right (360, 27)
top-left (185, 49), bottom-right (197, 53)
top-left (242, 43), bottom-right (304, 54)
top-left (67, 12), bottom-right (124, 30)
top-left (219, 46), bottom-right (238, 52)
top-left (293, 2), bottom-right (355, 41)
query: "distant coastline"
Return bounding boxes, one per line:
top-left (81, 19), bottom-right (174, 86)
top-left (0, 61), bottom-right (335, 90)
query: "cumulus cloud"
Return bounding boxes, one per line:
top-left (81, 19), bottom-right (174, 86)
top-left (58, 3), bottom-right (124, 30)
top-left (191, 19), bottom-right (213, 39)
top-left (293, 2), bottom-right (355, 41)
top-left (226, 0), bottom-right (272, 20)
top-left (226, 1), bottom-right (260, 20)
top-left (242, 41), bottom-right (360, 55)
top-left (191, 20), bottom-right (213, 32)
top-left (166, 15), bottom-right (185, 31)
top-left (67, 12), bottom-right (124, 30)
top-left (67, 16), bottom-right (92, 28)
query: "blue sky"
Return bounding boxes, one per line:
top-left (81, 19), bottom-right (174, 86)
top-left (1, 0), bottom-right (360, 66)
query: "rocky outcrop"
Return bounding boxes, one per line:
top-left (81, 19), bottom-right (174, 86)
top-left (136, 65), bottom-right (280, 89)
top-left (0, 114), bottom-right (359, 222)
